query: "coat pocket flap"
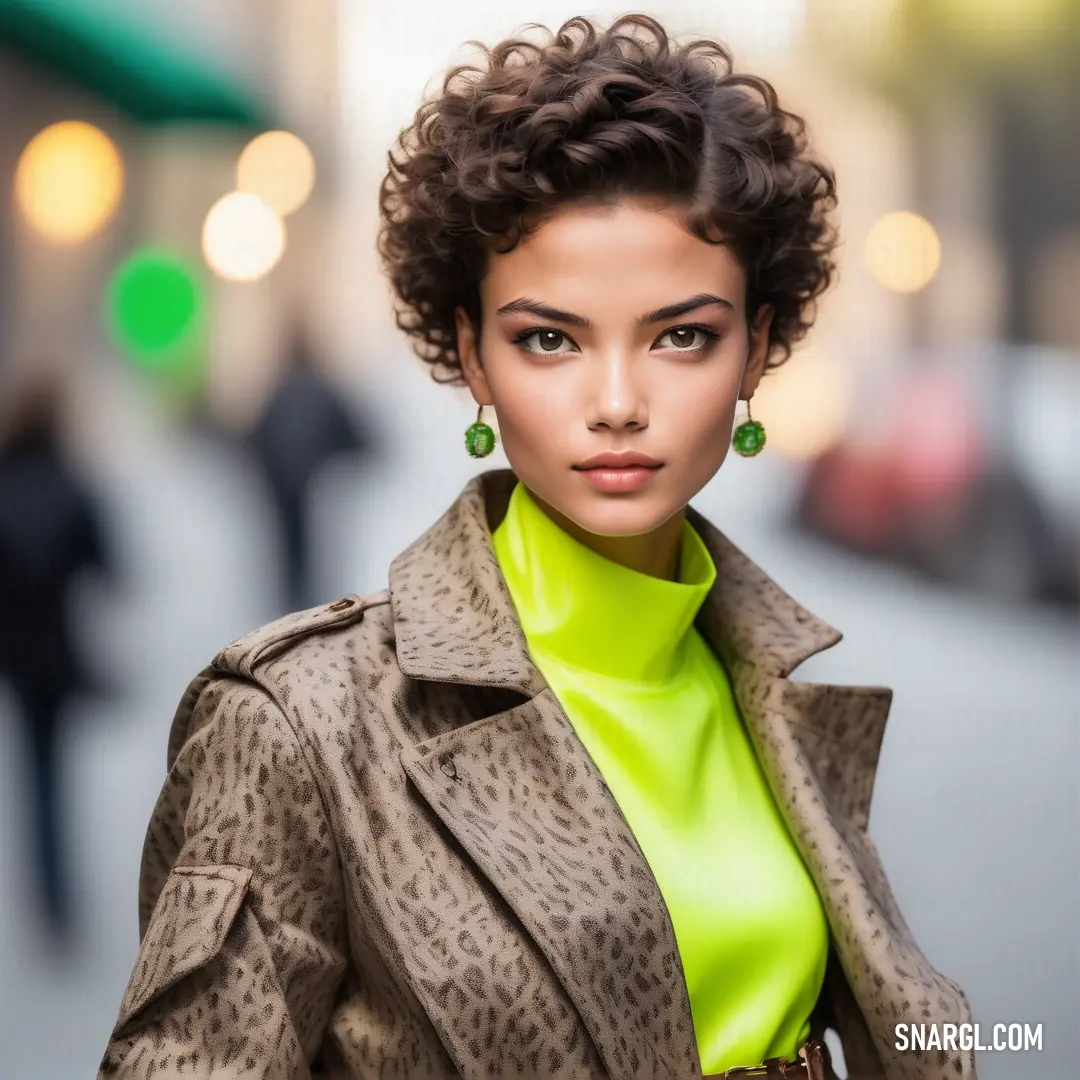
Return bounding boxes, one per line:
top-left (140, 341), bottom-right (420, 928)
top-left (117, 863), bottom-right (253, 1031)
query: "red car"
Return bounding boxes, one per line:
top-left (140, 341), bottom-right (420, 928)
top-left (794, 344), bottom-right (1079, 609)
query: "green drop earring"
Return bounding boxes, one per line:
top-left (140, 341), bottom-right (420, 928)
top-left (732, 398), bottom-right (766, 457)
top-left (464, 403), bottom-right (498, 458)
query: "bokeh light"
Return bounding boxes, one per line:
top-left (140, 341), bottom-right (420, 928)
top-left (202, 192), bottom-right (286, 282)
top-left (14, 121), bottom-right (124, 243)
top-left (105, 249), bottom-right (206, 369)
top-left (865, 211), bottom-right (942, 294)
top-left (236, 130), bottom-right (316, 216)
top-left (751, 348), bottom-right (852, 460)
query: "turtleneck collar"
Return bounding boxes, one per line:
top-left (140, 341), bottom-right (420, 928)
top-left (491, 481), bottom-right (716, 683)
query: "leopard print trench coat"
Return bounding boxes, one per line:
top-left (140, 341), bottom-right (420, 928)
top-left (97, 468), bottom-right (976, 1080)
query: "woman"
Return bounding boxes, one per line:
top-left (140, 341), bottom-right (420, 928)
top-left (99, 15), bottom-right (975, 1080)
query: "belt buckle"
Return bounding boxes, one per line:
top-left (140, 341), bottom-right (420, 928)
top-left (721, 1038), bottom-right (823, 1079)
top-left (722, 1057), bottom-right (791, 1078)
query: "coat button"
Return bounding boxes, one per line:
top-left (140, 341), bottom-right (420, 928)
top-left (328, 597), bottom-right (355, 612)
top-left (440, 757), bottom-right (457, 780)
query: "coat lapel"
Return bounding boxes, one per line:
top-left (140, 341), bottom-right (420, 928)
top-left (729, 665), bottom-right (975, 1078)
top-left (399, 688), bottom-right (702, 1079)
top-left (389, 468), bottom-right (972, 1080)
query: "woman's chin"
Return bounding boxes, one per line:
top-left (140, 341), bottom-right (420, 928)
top-left (559, 495), bottom-right (680, 539)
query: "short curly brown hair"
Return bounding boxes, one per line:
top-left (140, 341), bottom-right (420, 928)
top-left (377, 13), bottom-right (839, 385)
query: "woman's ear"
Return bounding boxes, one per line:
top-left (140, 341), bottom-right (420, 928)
top-left (738, 303), bottom-right (774, 399)
top-left (455, 306), bottom-right (493, 405)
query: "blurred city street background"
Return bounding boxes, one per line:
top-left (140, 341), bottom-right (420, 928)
top-left (0, 1), bottom-right (1076, 1078)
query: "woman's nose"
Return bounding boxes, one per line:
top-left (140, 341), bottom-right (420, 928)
top-left (588, 350), bottom-right (647, 429)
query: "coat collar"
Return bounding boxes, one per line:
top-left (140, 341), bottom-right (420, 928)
top-left (389, 468), bottom-right (843, 694)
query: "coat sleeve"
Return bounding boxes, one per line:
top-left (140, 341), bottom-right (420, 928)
top-left (97, 675), bottom-right (349, 1079)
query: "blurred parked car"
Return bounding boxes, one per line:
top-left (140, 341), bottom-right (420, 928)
top-left (793, 343), bottom-right (1079, 609)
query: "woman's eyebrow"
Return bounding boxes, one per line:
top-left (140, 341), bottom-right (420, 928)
top-left (494, 293), bottom-right (733, 328)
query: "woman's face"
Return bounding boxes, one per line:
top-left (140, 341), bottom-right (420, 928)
top-left (456, 198), bottom-right (773, 541)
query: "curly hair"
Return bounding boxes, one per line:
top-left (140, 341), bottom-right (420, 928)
top-left (377, 13), bottom-right (839, 385)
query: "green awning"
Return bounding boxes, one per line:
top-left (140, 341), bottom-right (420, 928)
top-left (0, 0), bottom-right (267, 125)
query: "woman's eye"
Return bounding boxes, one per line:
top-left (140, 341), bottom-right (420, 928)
top-left (513, 325), bottom-right (717, 355)
top-left (516, 329), bottom-right (574, 354)
top-left (655, 326), bottom-right (716, 351)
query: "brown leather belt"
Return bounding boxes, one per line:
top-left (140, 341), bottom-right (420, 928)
top-left (703, 1038), bottom-right (833, 1080)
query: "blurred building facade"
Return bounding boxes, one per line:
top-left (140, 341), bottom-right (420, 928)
top-left (0, 0), bottom-right (344, 445)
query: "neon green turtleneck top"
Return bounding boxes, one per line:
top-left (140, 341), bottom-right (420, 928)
top-left (491, 481), bottom-right (829, 1074)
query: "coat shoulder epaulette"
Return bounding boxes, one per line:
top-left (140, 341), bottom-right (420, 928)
top-left (161, 593), bottom-right (381, 773)
top-left (211, 593), bottom-right (378, 681)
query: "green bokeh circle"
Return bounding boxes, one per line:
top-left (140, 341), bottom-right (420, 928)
top-left (105, 249), bottom-right (206, 369)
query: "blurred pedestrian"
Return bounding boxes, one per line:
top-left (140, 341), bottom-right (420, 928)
top-left (247, 323), bottom-right (376, 612)
top-left (0, 369), bottom-right (111, 947)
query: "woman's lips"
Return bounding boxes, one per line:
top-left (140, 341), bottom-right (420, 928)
top-left (575, 465), bottom-right (661, 492)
